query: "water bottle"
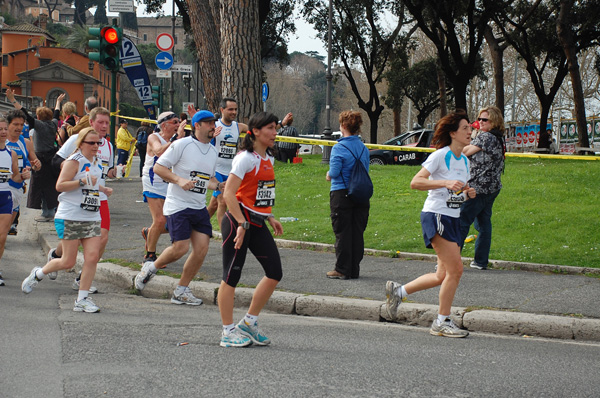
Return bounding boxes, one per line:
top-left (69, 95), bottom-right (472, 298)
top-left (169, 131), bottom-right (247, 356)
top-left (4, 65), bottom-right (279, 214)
top-left (464, 234), bottom-right (477, 243)
top-left (280, 217), bottom-right (298, 222)
top-left (84, 167), bottom-right (93, 187)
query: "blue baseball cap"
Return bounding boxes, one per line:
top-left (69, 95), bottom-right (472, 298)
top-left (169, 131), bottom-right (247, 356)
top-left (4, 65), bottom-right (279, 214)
top-left (191, 110), bottom-right (217, 128)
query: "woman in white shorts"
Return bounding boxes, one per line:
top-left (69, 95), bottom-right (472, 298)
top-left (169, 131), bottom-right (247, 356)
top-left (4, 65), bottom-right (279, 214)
top-left (0, 117), bottom-right (27, 286)
top-left (21, 128), bottom-right (107, 313)
top-left (385, 110), bottom-right (476, 338)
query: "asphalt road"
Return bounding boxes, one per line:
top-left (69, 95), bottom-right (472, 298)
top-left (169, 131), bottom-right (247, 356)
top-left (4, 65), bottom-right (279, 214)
top-left (2, 211), bottom-right (600, 397)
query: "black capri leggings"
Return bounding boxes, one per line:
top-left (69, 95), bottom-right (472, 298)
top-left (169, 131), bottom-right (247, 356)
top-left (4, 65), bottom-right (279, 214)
top-left (221, 211), bottom-right (282, 287)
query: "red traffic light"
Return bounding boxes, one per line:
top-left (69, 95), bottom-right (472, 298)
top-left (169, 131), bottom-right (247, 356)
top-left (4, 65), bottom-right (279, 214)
top-left (102, 27), bottom-right (119, 44)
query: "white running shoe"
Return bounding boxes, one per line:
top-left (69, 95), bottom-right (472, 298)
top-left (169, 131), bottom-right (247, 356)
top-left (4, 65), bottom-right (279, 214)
top-left (72, 278), bottom-right (98, 294)
top-left (430, 318), bottom-right (469, 338)
top-left (47, 248), bottom-right (59, 280)
top-left (0, 271), bottom-right (4, 286)
top-left (171, 287), bottom-right (203, 306)
top-left (385, 280), bottom-right (404, 320)
top-left (220, 330), bottom-right (252, 348)
top-left (134, 261), bottom-right (155, 291)
top-left (22, 267), bottom-right (42, 294)
top-left (73, 297), bottom-right (100, 313)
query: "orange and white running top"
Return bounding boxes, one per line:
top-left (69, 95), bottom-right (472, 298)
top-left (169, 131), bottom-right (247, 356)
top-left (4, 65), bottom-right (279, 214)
top-left (230, 150), bottom-right (275, 216)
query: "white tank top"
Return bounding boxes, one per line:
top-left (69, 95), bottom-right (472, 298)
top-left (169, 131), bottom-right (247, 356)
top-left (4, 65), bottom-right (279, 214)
top-left (213, 119), bottom-right (240, 175)
top-left (0, 147), bottom-right (13, 191)
top-left (55, 152), bottom-right (103, 222)
top-left (142, 133), bottom-right (168, 196)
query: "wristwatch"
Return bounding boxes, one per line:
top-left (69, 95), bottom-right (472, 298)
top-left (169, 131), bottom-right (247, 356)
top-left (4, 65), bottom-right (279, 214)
top-left (78, 179), bottom-right (85, 186)
top-left (240, 221), bottom-right (250, 230)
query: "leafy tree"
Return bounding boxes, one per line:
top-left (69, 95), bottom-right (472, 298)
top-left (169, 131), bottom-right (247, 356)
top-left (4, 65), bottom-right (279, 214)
top-left (61, 24), bottom-right (91, 53)
top-left (555, 0), bottom-right (600, 151)
top-left (260, 0), bottom-right (296, 62)
top-left (494, 0), bottom-right (569, 144)
top-left (303, 0), bottom-right (413, 143)
top-left (401, 0), bottom-right (498, 113)
top-left (93, 1), bottom-right (108, 25)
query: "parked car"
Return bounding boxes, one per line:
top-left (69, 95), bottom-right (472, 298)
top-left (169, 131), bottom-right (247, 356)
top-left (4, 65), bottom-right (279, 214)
top-left (298, 132), bottom-right (342, 155)
top-left (369, 128), bottom-right (435, 165)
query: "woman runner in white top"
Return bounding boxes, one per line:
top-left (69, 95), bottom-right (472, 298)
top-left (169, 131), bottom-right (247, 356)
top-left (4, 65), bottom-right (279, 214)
top-left (0, 117), bottom-right (27, 286)
top-left (385, 110), bottom-right (476, 338)
top-left (21, 128), bottom-right (108, 313)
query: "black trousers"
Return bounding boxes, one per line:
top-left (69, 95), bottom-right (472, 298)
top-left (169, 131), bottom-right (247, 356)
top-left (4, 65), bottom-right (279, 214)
top-left (330, 189), bottom-right (369, 278)
top-left (278, 148), bottom-right (297, 163)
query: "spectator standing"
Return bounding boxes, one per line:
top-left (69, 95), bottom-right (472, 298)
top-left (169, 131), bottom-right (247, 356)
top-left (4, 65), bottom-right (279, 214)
top-left (276, 113), bottom-right (299, 163)
top-left (57, 101), bottom-right (77, 146)
top-left (116, 119), bottom-right (135, 167)
top-left (63, 97), bottom-right (98, 138)
top-left (6, 89), bottom-right (60, 222)
top-left (386, 110), bottom-right (475, 338)
top-left (325, 111), bottom-right (370, 280)
top-left (459, 106), bottom-right (505, 270)
top-left (135, 121), bottom-right (152, 177)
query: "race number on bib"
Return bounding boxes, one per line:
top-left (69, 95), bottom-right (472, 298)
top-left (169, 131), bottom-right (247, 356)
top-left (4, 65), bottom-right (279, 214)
top-left (446, 188), bottom-right (466, 209)
top-left (218, 142), bottom-right (237, 159)
top-left (0, 168), bottom-right (10, 183)
top-left (80, 189), bottom-right (100, 211)
top-left (255, 180), bottom-right (275, 207)
top-left (189, 171), bottom-right (210, 194)
top-left (101, 160), bottom-right (109, 180)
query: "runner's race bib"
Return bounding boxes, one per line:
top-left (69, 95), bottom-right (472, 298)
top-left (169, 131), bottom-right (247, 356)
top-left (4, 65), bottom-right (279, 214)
top-left (189, 171), bottom-right (210, 194)
top-left (218, 142), bottom-right (237, 159)
top-left (81, 189), bottom-right (100, 211)
top-left (255, 180), bottom-right (275, 207)
top-left (446, 188), bottom-right (467, 209)
top-left (101, 160), bottom-right (109, 180)
top-left (0, 168), bottom-right (10, 183)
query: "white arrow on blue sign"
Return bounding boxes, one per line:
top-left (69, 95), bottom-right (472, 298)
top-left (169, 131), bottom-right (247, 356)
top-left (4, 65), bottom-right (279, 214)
top-left (262, 82), bottom-right (269, 102)
top-left (155, 52), bottom-right (174, 70)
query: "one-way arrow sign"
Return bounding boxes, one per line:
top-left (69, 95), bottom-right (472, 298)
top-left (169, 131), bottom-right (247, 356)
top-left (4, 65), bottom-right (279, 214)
top-left (155, 52), bottom-right (174, 70)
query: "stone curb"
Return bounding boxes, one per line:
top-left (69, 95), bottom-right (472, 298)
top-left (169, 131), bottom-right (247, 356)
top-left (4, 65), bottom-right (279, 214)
top-left (36, 229), bottom-right (600, 342)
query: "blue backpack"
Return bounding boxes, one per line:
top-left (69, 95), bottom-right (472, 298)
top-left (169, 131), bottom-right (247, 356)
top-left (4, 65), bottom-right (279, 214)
top-left (136, 127), bottom-right (149, 146)
top-left (339, 143), bottom-right (373, 204)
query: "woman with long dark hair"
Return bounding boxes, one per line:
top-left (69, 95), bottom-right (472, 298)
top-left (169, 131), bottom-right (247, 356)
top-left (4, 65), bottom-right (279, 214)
top-left (218, 112), bottom-right (283, 347)
top-left (386, 110), bottom-right (476, 338)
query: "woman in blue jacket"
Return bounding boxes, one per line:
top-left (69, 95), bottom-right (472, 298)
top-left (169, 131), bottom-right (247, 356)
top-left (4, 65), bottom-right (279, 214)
top-left (325, 111), bottom-right (370, 279)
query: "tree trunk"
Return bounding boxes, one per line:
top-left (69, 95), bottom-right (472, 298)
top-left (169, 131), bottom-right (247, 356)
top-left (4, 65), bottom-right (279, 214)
top-left (556, 0), bottom-right (590, 151)
top-left (484, 26), bottom-right (505, 117)
top-left (221, 0), bottom-right (263, 122)
top-left (436, 58), bottom-right (447, 118)
top-left (393, 108), bottom-right (401, 137)
top-left (186, 0), bottom-right (222, 112)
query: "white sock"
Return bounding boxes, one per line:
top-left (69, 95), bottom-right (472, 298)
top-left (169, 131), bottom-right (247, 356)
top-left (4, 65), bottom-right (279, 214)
top-left (244, 314), bottom-right (258, 325)
top-left (149, 263), bottom-right (158, 273)
top-left (35, 268), bottom-right (45, 280)
top-left (396, 286), bottom-right (407, 299)
top-left (77, 290), bottom-right (89, 302)
top-left (223, 324), bottom-right (235, 335)
top-left (437, 314), bottom-right (449, 323)
top-left (174, 285), bottom-right (186, 295)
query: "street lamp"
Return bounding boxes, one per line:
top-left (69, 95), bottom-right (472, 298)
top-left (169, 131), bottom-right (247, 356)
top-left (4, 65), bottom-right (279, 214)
top-left (321, 0), bottom-right (334, 164)
top-left (25, 38), bottom-right (40, 109)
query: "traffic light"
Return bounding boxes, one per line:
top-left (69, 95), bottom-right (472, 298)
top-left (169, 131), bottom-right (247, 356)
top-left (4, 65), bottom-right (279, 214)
top-left (152, 85), bottom-right (162, 112)
top-left (87, 25), bottom-right (122, 72)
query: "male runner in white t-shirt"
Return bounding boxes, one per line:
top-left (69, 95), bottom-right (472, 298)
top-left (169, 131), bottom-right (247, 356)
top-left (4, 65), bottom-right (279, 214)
top-left (134, 110), bottom-right (222, 306)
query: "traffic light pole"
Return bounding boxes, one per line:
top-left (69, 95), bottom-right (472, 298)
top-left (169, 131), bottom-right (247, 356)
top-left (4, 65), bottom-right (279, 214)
top-left (110, 69), bottom-right (118, 146)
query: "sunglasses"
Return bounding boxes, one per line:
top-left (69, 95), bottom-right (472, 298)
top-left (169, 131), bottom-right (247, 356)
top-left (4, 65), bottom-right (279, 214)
top-left (83, 141), bottom-right (103, 146)
top-left (478, 118), bottom-right (489, 122)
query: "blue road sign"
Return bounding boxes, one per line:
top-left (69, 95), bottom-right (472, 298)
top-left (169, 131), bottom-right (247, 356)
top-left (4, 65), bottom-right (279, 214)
top-left (155, 52), bottom-right (174, 70)
top-left (262, 82), bottom-right (269, 102)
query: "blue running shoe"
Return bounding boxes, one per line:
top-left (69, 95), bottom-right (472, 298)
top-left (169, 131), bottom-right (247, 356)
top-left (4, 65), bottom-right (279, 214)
top-left (220, 330), bottom-right (252, 348)
top-left (236, 319), bottom-right (271, 346)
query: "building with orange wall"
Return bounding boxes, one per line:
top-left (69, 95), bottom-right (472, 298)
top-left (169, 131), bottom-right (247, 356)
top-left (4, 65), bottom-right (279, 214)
top-left (0, 23), bottom-right (120, 117)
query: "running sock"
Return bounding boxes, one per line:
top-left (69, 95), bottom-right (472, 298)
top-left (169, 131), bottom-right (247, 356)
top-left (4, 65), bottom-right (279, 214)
top-left (77, 290), bottom-right (89, 302)
top-left (437, 314), bottom-right (449, 323)
top-left (223, 324), bottom-right (235, 335)
top-left (244, 314), bottom-right (258, 325)
top-left (174, 285), bottom-right (186, 296)
top-left (35, 268), bottom-right (45, 280)
top-left (396, 286), bottom-right (408, 299)
top-left (148, 263), bottom-right (158, 273)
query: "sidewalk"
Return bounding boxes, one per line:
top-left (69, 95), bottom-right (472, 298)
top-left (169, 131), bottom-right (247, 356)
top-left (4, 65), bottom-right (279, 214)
top-left (30, 173), bottom-right (600, 341)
